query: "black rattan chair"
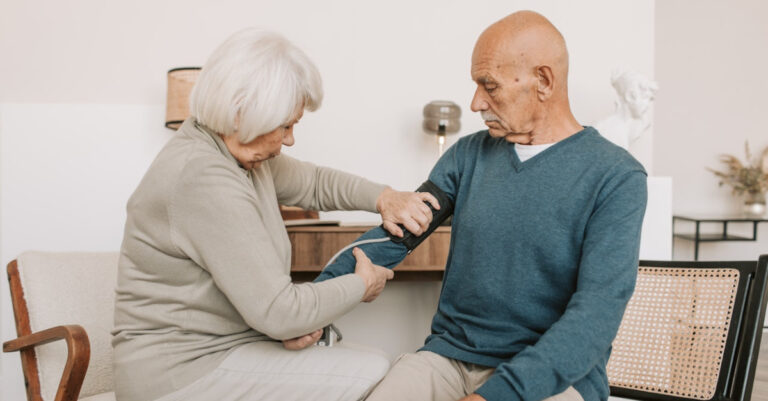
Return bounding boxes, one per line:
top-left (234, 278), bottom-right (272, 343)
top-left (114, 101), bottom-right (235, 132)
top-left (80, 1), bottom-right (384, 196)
top-left (608, 255), bottom-right (768, 401)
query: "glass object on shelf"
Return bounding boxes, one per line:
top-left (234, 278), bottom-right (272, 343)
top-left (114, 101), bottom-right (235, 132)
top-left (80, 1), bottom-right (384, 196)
top-left (423, 100), bottom-right (461, 156)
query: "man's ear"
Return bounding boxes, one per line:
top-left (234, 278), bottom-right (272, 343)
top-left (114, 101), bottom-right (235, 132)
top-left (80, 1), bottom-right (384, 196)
top-left (535, 65), bottom-right (555, 101)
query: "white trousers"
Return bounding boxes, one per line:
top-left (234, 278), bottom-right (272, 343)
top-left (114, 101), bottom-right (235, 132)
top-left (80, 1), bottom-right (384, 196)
top-left (155, 341), bottom-right (390, 401)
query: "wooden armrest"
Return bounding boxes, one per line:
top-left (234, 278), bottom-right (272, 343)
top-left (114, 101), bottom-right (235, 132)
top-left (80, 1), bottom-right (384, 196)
top-left (3, 324), bottom-right (87, 352)
top-left (3, 325), bottom-right (90, 401)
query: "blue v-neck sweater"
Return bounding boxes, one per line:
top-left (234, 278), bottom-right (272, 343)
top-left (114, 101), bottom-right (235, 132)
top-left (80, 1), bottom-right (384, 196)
top-left (316, 127), bottom-right (647, 401)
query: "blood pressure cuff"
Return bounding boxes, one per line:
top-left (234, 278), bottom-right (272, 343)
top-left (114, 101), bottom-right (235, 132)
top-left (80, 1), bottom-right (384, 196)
top-left (383, 180), bottom-right (454, 253)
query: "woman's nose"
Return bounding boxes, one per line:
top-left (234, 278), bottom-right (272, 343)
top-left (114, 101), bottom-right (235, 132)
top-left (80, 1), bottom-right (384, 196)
top-left (283, 131), bottom-right (295, 146)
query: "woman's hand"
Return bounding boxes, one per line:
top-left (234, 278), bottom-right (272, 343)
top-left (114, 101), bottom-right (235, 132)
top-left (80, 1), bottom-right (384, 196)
top-left (282, 329), bottom-right (323, 350)
top-left (376, 187), bottom-right (440, 237)
top-left (353, 247), bottom-right (394, 302)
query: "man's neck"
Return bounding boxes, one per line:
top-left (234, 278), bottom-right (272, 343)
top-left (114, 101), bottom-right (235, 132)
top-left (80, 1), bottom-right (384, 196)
top-left (526, 114), bottom-right (583, 144)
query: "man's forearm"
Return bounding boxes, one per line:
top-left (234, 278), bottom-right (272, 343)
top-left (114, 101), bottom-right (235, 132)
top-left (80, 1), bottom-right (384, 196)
top-left (314, 226), bottom-right (409, 282)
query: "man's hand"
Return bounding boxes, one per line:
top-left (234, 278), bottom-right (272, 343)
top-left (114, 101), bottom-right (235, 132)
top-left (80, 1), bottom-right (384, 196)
top-left (376, 187), bottom-right (440, 237)
top-left (353, 247), bottom-right (394, 302)
top-left (457, 395), bottom-right (486, 401)
top-left (282, 329), bottom-right (322, 350)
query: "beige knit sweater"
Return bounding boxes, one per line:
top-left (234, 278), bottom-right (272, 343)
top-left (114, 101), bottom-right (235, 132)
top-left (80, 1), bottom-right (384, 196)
top-left (112, 119), bottom-right (386, 401)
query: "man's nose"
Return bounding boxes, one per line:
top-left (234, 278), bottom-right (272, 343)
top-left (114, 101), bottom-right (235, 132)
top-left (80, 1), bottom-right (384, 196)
top-left (470, 87), bottom-right (488, 112)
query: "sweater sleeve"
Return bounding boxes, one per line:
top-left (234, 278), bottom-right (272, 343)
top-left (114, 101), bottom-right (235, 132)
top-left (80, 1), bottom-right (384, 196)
top-left (269, 154), bottom-right (387, 213)
top-left (168, 157), bottom-right (366, 340)
top-left (314, 226), bottom-right (409, 282)
top-left (313, 142), bottom-right (463, 282)
top-left (475, 169), bottom-right (648, 401)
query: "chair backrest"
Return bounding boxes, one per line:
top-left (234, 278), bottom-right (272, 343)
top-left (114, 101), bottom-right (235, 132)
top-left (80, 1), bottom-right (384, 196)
top-left (8, 251), bottom-right (119, 400)
top-left (608, 255), bottom-right (768, 401)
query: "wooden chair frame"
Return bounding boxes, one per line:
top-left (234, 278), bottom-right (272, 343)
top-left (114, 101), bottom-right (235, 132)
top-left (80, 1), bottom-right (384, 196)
top-left (610, 255), bottom-right (768, 401)
top-left (2, 259), bottom-right (91, 401)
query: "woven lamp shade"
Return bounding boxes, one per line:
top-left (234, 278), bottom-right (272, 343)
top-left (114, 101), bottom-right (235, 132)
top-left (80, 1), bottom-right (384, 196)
top-left (165, 67), bottom-right (201, 130)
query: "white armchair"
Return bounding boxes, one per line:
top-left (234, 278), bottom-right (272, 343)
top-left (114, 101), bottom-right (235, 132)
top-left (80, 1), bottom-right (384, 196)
top-left (3, 252), bottom-right (118, 401)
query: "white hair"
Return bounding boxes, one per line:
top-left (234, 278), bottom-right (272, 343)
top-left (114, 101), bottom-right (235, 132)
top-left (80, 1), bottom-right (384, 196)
top-left (190, 28), bottom-right (323, 143)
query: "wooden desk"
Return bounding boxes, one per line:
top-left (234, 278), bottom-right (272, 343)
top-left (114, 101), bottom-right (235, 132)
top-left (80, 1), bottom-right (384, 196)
top-left (288, 225), bottom-right (450, 281)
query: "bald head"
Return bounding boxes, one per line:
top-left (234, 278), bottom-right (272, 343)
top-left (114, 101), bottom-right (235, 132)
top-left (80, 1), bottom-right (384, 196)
top-left (474, 11), bottom-right (569, 94)
top-left (470, 11), bottom-right (580, 144)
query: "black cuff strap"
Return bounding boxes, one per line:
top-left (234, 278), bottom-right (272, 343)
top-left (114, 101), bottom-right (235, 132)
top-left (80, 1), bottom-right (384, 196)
top-left (383, 180), bottom-right (454, 253)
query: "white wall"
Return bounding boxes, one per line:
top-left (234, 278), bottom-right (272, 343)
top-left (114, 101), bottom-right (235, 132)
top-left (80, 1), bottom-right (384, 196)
top-left (0, 0), bottom-right (656, 188)
top-left (655, 0), bottom-right (768, 261)
top-left (0, 1), bottom-right (655, 399)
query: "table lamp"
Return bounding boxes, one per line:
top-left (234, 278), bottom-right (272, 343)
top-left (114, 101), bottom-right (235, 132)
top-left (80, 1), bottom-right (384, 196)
top-left (165, 67), bottom-right (201, 130)
top-left (423, 100), bottom-right (461, 155)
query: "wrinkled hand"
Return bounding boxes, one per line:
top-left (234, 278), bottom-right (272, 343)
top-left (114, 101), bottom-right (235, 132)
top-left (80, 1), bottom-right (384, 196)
top-left (377, 187), bottom-right (440, 237)
top-left (457, 395), bottom-right (486, 401)
top-left (353, 247), bottom-right (394, 302)
top-left (282, 329), bottom-right (322, 350)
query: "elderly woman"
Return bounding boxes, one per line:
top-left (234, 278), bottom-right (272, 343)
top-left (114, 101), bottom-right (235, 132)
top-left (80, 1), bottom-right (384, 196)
top-left (112, 29), bottom-right (436, 401)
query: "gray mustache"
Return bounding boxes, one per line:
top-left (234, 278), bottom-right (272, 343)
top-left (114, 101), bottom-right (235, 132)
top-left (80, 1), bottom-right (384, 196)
top-left (481, 111), bottom-right (499, 122)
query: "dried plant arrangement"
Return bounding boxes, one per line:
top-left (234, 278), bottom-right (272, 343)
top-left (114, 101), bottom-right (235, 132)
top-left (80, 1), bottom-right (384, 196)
top-left (708, 142), bottom-right (768, 208)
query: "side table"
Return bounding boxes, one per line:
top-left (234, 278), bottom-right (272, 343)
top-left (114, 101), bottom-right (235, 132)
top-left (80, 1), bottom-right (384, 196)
top-left (672, 214), bottom-right (768, 260)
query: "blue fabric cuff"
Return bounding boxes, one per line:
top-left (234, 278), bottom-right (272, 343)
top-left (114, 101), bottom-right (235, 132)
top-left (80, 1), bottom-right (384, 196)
top-left (314, 226), bottom-right (408, 282)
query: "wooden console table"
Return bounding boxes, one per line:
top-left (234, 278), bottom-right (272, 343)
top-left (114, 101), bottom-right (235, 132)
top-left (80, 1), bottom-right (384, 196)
top-left (288, 225), bottom-right (450, 281)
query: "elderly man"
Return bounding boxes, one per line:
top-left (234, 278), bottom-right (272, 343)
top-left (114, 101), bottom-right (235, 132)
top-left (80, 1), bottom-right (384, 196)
top-left (316, 10), bottom-right (647, 401)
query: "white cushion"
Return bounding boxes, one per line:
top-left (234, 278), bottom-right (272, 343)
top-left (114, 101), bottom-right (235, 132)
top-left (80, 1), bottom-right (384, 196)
top-left (17, 251), bottom-right (119, 400)
top-left (79, 392), bottom-right (116, 401)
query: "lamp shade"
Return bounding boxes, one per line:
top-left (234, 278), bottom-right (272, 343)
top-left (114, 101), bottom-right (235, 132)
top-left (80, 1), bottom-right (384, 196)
top-left (422, 100), bottom-right (461, 134)
top-left (165, 67), bottom-right (201, 130)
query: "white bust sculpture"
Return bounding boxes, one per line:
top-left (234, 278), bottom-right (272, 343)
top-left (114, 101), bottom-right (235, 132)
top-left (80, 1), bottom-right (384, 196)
top-left (594, 69), bottom-right (659, 150)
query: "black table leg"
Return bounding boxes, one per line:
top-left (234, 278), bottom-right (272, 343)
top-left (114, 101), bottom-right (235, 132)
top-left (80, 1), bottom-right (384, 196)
top-left (694, 221), bottom-right (701, 261)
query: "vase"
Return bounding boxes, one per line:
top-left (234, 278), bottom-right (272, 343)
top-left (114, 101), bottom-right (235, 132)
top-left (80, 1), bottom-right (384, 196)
top-left (743, 192), bottom-right (767, 217)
